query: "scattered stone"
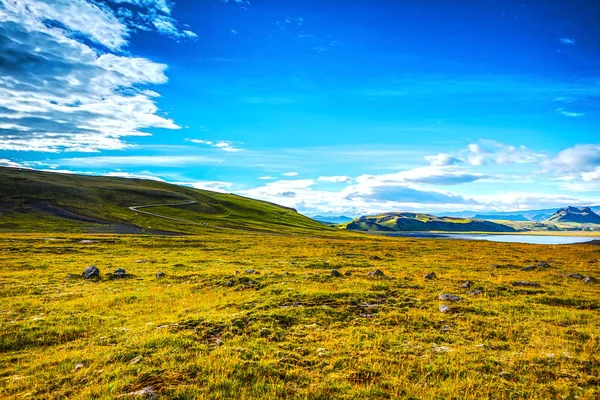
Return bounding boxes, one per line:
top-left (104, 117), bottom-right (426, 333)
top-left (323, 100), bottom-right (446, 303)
top-left (582, 276), bottom-right (598, 284)
top-left (521, 266), bottom-right (536, 271)
top-left (73, 362), bottom-right (84, 372)
top-left (439, 305), bottom-right (451, 313)
top-left (135, 259), bottom-right (155, 264)
top-left (119, 387), bottom-right (156, 399)
top-left (79, 240), bottom-right (97, 244)
top-left (367, 269), bottom-right (385, 277)
top-left (536, 261), bottom-right (551, 268)
top-left (369, 255), bottom-right (382, 261)
top-left (225, 280), bottom-right (234, 287)
top-left (512, 281), bottom-right (541, 287)
top-left (440, 325), bottom-right (451, 332)
top-left (65, 273), bottom-right (80, 279)
top-left (244, 269), bottom-right (259, 275)
top-left (566, 273), bottom-right (584, 279)
top-left (113, 268), bottom-right (127, 278)
top-left (129, 356), bottom-right (142, 365)
top-left (155, 272), bottom-right (166, 279)
top-left (433, 345), bottom-right (451, 353)
top-left (316, 348), bottom-right (329, 356)
top-left (331, 269), bottom-right (343, 277)
top-left (460, 281), bottom-right (474, 289)
top-left (344, 271), bottom-right (352, 276)
top-left (82, 265), bottom-right (99, 279)
top-left (467, 289), bottom-right (482, 296)
top-left (438, 294), bottom-right (463, 302)
top-left (423, 272), bottom-right (437, 280)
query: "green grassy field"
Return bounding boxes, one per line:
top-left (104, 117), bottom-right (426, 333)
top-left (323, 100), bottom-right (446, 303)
top-left (0, 167), bottom-right (329, 235)
top-left (1, 232), bottom-right (599, 399)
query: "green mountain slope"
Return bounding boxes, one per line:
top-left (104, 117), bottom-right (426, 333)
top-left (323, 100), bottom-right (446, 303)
top-left (546, 206), bottom-right (600, 224)
top-left (344, 212), bottom-right (516, 233)
top-left (0, 167), bottom-right (329, 234)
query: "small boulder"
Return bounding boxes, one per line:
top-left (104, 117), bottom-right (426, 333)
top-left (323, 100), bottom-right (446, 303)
top-left (368, 269), bottom-right (385, 277)
top-left (521, 266), bottom-right (536, 271)
top-left (120, 387), bottom-right (156, 399)
top-left (344, 271), bottom-right (352, 276)
top-left (82, 265), bottom-right (99, 279)
top-left (73, 362), bottom-right (84, 372)
top-left (244, 269), bottom-right (259, 275)
top-left (369, 255), bottom-right (382, 261)
top-left (582, 276), bottom-right (598, 284)
top-left (566, 273), bottom-right (584, 279)
top-left (536, 261), bottom-right (551, 268)
top-left (225, 280), bottom-right (234, 287)
top-left (439, 305), bottom-right (451, 313)
top-left (155, 272), bottom-right (166, 279)
top-left (512, 281), bottom-right (540, 287)
top-left (438, 294), bottom-right (463, 302)
top-left (460, 281), bottom-right (474, 289)
top-left (423, 272), bottom-right (437, 280)
top-left (467, 289), bottom-right (482, 296)
top-left (113, 268), bottom-right (127, 278)
top-left (331, 269), bottom-right (343, 277)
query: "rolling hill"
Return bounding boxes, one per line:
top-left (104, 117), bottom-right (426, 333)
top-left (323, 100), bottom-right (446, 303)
top-left (546, 206), bottom-right (600, 224)
top-left (0, 167), bottom-right (329, 234)
top-left (343, 212), bottom-right (516, 233)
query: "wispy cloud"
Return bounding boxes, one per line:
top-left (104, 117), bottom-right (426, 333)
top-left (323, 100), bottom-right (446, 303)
top-left (282, 172), bottom-right (299, 177)
top-left (186, 139), bottom-right (243, 152)
top-left (559, 38), bottom-right (576, 45)
top-left (556, 108), bottom-right (585, 118)
top-left (424, 140), bottom-right (545, 167)
top-left (58, 155), bottom-right (220, 167)
top-left (0, 0), bottom-right (191, 153)
top-left (318, 175), bottom-right (352, 183)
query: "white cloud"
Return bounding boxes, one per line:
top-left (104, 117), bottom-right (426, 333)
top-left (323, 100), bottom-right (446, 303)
top-left (318, 175), bottom-right (352, 183)
top-left (103, 171), bottom-right (166, 181)
top-left (559, 38), bottom-right (576, 45)
top-left (259, 176), bottom-right (276, 180)
top-left (58, 155), bottom-right (220, 167)
top-left (581, 166), bottom-right (600, 182)
top-left (543, 144), bottom-right (600, 175)
top-left (424, 140), bottom-right (544, 168)
top-left (186, 139), bottom-right (243, 152)
top-left (282, 172), bottom-right (299, 176)
top-left (556, 108), bottom-right (585, 117)
top-left (0, 0), bottom-right (191, 153)
top-left (178, 181), bottom-right (233, 193)
top-left (0, 158), bottom-right (27, 168)
top-left (424, 153), bottom-right (462, 166)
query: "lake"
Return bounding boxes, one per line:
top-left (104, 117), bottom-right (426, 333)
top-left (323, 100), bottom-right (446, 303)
top-left (385, 232), bottom-right (598, 245)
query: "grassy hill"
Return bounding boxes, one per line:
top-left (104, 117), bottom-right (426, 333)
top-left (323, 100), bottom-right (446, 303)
top-left (344, 212), bottom-right (516, 233)
top-left (0, 167), bottom-right (329, 235)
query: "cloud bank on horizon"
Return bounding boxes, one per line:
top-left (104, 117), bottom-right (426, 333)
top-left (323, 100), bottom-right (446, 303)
top-left (1, 0), bottom-right (599, 216)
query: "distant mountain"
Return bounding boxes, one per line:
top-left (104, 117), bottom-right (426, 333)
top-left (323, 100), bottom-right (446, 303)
top-left (546, 207), bottom-right (600, 224)
top-left (440, 205), bottom-right (600, 222)
top-left (344, 212), bottom-right (515, 233)
top-left (474, 214), bottom-right (530, 222)
top-left (312, 215), bottom-right (354, 224)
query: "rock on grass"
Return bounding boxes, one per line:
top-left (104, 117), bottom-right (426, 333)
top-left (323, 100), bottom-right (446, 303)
top-left (368, 270), bottom-right (385, 277)
top-left (82, 265), bottom-right (99, 279)
top-left (423, 272), bottom-right (437, 279)
top-left (438, 294), bottom-right (463, 302)
top-left (512, 281), bottom-right (541, 287)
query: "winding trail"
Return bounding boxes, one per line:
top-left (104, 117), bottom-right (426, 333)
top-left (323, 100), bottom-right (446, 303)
top-left (128, 200), bottom-right (209, 226)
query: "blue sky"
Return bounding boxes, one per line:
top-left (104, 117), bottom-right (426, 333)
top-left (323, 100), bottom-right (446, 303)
top-left (1, 0), bottom-right (600, 216)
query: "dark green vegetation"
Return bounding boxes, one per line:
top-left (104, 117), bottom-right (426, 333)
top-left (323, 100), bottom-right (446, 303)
top-left (344, 212), bottom-right (516, 233)
top-left (1, 233), bottom-right (599, 399)
top-left (0, 167), bottom-right (328, 235)
top-left (546, 206), bottom-right (600, 224)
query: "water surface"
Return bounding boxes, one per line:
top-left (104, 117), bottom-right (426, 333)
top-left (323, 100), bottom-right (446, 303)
top-left (385, 233), bottom-right (597, 245)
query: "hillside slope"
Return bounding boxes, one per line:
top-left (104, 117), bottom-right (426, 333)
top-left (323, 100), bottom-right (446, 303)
top-left (546, 206), bottom-right (600, 224)
top-left (344, 212), bottom-right (516, 233)
top-left (0, 167), bottom-right (329, 234)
